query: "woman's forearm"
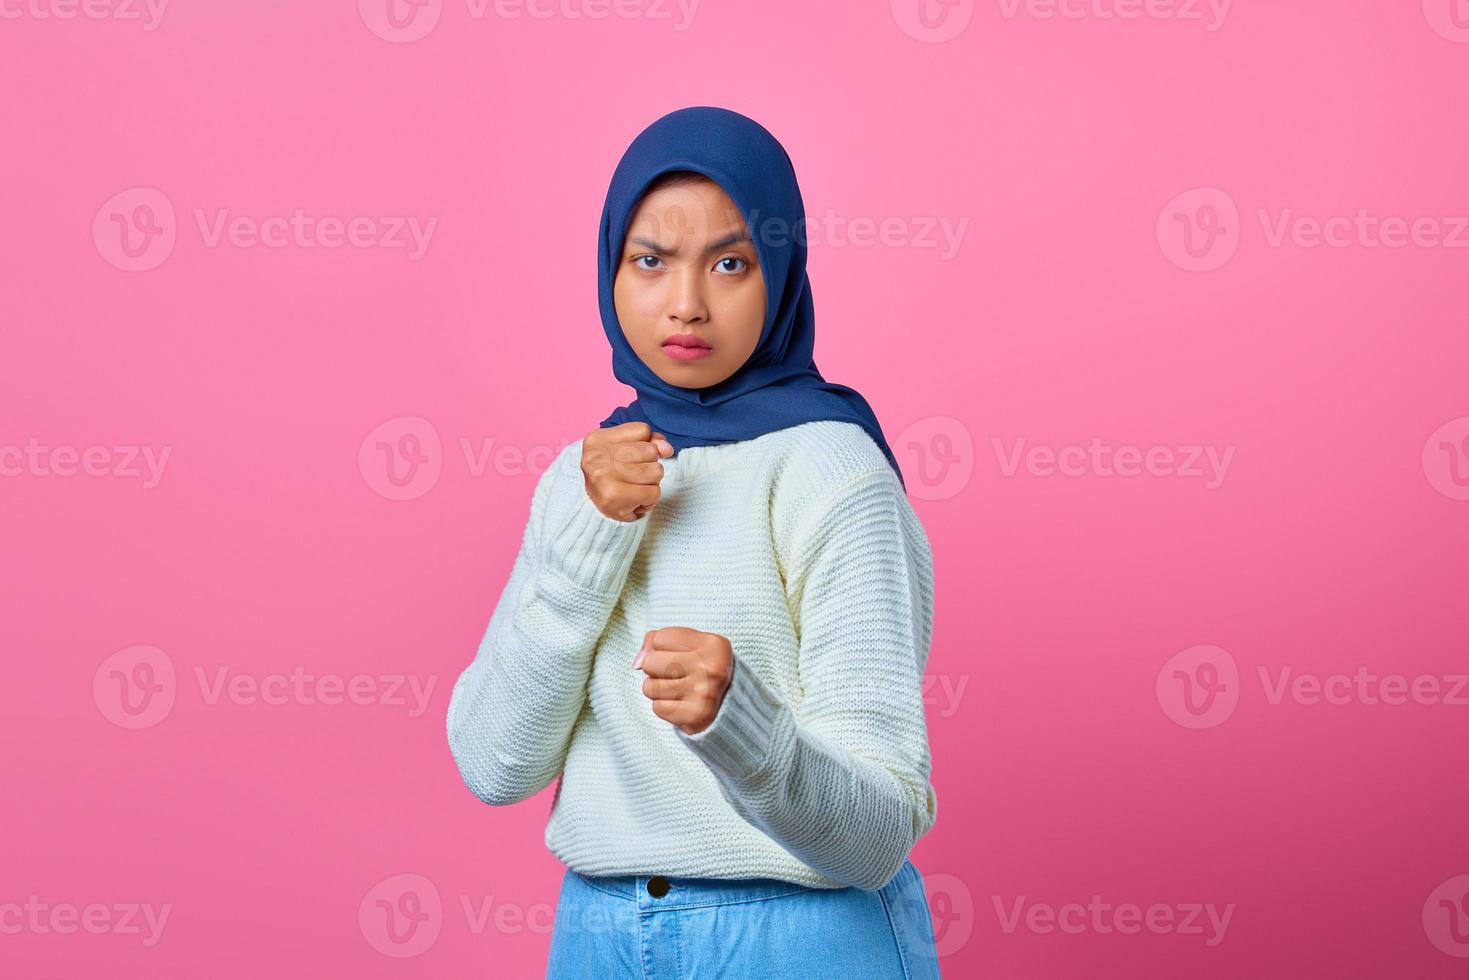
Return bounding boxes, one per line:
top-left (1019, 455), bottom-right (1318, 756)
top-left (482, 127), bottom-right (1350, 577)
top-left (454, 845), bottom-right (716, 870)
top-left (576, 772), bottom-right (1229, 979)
top-left (677, 657), bottom-right (937, 891)
top-left (676, 468), bottom-right (939, 891)
top-left (447, 470), bottom-right (647, 806)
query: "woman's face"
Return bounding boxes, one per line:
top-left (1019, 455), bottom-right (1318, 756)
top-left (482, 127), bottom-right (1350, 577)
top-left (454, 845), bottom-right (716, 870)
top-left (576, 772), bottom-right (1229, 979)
top-left (613, 177), bottom-right (767, 389)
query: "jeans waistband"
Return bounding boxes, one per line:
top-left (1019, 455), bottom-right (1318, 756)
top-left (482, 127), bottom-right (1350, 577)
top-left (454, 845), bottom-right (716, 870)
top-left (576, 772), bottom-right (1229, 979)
top-left (568, 861), bottom-right (916, 912)
top-left (573, 870), bottom-right (834, 911)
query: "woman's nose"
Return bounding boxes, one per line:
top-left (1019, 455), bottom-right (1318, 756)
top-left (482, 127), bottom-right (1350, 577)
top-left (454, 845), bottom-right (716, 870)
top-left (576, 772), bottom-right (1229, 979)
top-left (667, 266), bottom-right (708, 323)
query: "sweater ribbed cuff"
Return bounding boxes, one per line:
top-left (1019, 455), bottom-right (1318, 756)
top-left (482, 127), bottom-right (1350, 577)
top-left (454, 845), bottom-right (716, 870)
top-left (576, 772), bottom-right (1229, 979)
top-left (676, 656), bottom-right (786, 782)
top-left (544, 488), bottom-right (647, 596)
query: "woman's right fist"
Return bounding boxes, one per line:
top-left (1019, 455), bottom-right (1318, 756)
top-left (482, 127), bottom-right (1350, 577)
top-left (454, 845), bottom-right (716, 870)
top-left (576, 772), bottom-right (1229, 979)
top-left (579, 423), bottom-right (675, 521)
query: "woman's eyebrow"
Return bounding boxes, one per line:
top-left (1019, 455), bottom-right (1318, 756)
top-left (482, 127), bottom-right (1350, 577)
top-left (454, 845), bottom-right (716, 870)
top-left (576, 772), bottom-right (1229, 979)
top-left (627, 231), bottom-right (753, 257)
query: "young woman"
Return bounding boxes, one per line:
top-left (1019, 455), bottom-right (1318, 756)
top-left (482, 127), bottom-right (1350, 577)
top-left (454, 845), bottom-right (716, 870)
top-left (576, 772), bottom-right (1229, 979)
top-left (446, 105), bottom-right (942, 978)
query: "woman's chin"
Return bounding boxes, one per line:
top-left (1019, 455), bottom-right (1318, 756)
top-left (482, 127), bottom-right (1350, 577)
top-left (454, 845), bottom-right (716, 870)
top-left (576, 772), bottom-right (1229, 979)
top-left (656, 366), bottom-right (726, 390)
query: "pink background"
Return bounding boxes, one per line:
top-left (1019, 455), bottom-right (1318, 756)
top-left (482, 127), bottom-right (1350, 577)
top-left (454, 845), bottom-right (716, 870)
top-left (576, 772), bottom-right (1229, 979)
top-left (4, 1), bottom-right (1468, 976)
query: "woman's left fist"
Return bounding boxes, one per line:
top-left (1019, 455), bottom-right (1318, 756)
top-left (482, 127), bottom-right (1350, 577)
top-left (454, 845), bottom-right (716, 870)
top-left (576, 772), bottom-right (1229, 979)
top-left (632, 626), bottom-right (734, 736)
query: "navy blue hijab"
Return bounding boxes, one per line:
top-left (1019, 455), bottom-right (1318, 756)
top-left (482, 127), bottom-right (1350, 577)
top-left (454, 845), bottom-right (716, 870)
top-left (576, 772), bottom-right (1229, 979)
top-left (596, 106), bottom-right (907, 492)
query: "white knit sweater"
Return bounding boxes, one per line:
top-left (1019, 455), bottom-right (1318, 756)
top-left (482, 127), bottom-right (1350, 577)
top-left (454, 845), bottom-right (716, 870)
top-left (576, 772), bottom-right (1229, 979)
top-left (446, 419), bottom-right (938, 892)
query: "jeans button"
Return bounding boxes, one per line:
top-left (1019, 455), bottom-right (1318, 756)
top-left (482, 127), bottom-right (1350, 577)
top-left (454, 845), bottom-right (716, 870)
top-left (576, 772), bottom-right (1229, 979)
top-left (647, 875), bottom-right (670, 898)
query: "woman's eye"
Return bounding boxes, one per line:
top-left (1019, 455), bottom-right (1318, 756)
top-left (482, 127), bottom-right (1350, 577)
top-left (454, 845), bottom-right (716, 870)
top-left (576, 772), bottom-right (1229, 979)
top-left (635, 255), bottom-right (664, 270)
top-left (715, 256), bottom-right (748, 274)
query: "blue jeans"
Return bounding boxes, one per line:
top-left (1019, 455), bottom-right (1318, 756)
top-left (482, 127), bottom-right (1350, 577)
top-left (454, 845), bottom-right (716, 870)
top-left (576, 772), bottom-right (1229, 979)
top-left (545, 859), bottom-right (942, 978)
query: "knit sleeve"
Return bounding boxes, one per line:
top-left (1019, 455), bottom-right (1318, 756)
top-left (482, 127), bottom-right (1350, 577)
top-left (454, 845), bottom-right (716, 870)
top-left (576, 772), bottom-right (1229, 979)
top-left (674, 469), bottom-right (939, 891)
top-left (447, 452), bottom-right (648, 806)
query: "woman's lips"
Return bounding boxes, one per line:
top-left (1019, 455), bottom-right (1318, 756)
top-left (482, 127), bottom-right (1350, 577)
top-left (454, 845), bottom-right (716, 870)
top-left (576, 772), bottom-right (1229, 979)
top-left (661, 337), bottom-right (713, 361)
top-left (662, 343), bottom-right (713, 361)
